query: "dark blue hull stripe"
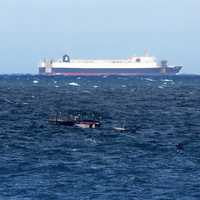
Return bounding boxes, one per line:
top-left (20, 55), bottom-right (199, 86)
top-left (39, 67), bottom-right (182, 75)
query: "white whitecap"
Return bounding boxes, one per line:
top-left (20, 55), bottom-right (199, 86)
top-left (161, 79), bottom-right (173, 82)
top-left (82, 90), bottom-right (91, 93)
top-left (33, 80), bottom-right (39, 84)
top-left (144, 78), bottom-right (154, 82)
top-left (72, 148), bottom-right (77, 152)
top-left (158, 86), bottom-right (164, 89)
top-left (93, 85), bottom-right (99, 88)
top-left (68, 82), bottom-right (80, 86)
top-left (122, 85), bottom-right (127, 87)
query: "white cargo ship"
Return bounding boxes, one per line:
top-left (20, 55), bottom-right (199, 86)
top-left (39, 53), bottom-right (182, 76)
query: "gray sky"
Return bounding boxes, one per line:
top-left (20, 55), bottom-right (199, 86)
top-left (0, 0), bottom-right (199, 74)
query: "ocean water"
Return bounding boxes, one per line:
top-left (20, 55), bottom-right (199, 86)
top-left (0, 75), bottom-right (200, 200)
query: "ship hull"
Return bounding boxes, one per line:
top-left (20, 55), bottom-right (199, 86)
top-left (39, 66), bottom-right (182, 76)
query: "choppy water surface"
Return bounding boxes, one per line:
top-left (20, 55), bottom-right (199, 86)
top-left (0, 75), bottom-right (200, 199)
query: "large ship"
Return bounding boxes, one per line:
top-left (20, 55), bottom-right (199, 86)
top-left (39, 53), bottom-right (182, 76)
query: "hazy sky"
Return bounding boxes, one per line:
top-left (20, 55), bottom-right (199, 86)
top-left (0, 0), bottom-right (199, 74)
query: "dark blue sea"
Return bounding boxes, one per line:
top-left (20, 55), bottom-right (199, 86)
top-left (0, 75), bottom-right (200, 200)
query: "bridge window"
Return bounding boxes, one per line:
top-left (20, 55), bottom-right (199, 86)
top-left (136, 58), bottom-right (141, 62)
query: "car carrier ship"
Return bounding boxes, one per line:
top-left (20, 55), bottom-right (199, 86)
top-left (38, 53), bottom-right (182, 76)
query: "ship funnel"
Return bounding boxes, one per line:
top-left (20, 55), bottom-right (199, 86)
top-left (161, 60), bottom-right (168, 67)
top-left (63, 54), bottom-right (70, 63)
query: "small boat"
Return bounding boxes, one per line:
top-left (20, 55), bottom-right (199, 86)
top-left (48, 113), bottom-right (101, 128)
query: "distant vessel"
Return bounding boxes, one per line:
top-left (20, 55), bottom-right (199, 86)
top-left (48, 114), bottom-right (101, 128)
top-left (39, 53), bottom-right (182, 76)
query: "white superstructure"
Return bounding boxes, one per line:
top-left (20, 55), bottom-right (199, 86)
top-left (41, 56), bottom-right (159, 69)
